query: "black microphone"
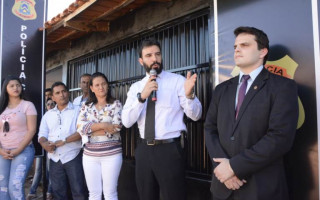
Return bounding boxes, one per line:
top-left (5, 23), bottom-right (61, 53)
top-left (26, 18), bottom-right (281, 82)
top-left (150, 69), bottom-right (157, 101)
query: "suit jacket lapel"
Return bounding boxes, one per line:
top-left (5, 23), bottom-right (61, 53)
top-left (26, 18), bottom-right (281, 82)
top-left (227, 77), bottom-right (239, 131)
top-left (233, 68), bottom-right (269, 132)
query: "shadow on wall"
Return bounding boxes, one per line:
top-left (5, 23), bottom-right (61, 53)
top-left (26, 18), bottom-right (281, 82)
top-left (269, 44), bottom-right (319, 200)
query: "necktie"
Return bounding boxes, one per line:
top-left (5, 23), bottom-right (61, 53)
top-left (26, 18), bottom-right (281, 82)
top-left (144, 97), bottom-right (155, 141)
top-left (235, 75), bottom-right (250, 119)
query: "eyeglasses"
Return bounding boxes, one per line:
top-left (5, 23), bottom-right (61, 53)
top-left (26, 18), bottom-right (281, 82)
top-left (47, 103), bottom-right (55, 106)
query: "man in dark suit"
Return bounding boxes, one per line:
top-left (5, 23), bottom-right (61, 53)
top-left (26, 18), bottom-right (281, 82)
top-left (204, 26), bottom-right (299, 200)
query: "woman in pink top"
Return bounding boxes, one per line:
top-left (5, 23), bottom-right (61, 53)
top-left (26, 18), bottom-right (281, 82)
top-left (0, 76), bottom-right (37, 200)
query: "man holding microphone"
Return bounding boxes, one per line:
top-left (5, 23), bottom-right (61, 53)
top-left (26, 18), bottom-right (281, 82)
top-left (122, 38), bottom-right (202, 200)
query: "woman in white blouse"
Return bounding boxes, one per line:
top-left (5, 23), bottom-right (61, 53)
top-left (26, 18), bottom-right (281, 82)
top-left (77, 72), bottom-right (122, 200)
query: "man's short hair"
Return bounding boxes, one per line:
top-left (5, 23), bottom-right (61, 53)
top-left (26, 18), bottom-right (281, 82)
top-left (138, 38), bottom-right (161, 58)
top-left (51, 82), bottom-right (68, 93)
top-left (45, 88), bottom-right (52, 93)
top-left (80, 73), bottom-right (91, 80)
top-left (234, 26), bottom-right (269, 65)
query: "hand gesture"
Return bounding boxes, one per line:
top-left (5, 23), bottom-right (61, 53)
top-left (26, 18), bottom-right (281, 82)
top-left (184, 71), bottom-right (197, 97)
top-left (141, 76), bottom-right (157, 100)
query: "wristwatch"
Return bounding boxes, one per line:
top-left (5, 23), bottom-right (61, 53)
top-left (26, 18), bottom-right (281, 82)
top-left (137, 92), bottom-right (146, 103)
top-left (186, 92), bottom-right (195, 100)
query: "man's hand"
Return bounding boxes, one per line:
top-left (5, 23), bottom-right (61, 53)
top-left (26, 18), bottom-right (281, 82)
top-left (43, 141), bottom-right (56, 153)
top-left (184, 71), bottom-right (197, 98)
top-left (141, 76), bottom-right (157, 100)
top-left (224, 176), bottom-right (246, 190)
top-left (213, 158), bottom-right (235, 183)
top-left (55, 140), bottom-right (66, 147)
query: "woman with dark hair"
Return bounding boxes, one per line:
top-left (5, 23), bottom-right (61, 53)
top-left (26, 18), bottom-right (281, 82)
top-left (77, 72), bottom-right (122, 200)
top-left (0, 76), bottom-right (37, 200)
top-left (45, 98), bottom-right (55, 111)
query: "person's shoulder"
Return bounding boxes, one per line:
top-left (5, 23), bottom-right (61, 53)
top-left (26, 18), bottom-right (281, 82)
top-left (42, 109), bottom-right (54, 120)
top-left (69, 102), bottom-right (80, 111)
top-left (81, 102), bottom-right (92, 108)
top-left (162, 71), bottom-right (185, 84)
top-left (46, 108), bottom-right (56, 114)
top-left (163, 71), bottom-right (182, 78)
top-left (114, 99), bottom-right (121, 104)
top-left (268, 71), bottom-right (297, 85)
top-left (112, 99), bottom-right (122, 107)
top-left (216, 76), bottom-right (236, 89)
top-left (22, 100), bottom-right (35, 106)
top-left (129, 77), bottom-right (147, 90)
top-left (21, 100), bottom-right (37, 111)
top-left (209, 76), bottom-right (237, 99)
top-left (73, 95), bottom-right (82, 103)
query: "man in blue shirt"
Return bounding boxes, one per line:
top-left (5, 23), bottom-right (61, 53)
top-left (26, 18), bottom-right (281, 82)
top-left (39, 82), bottom-right (87, 200)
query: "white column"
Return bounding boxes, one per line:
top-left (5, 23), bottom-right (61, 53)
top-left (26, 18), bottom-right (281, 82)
top-left (311, 0), bottom-right (320, 198)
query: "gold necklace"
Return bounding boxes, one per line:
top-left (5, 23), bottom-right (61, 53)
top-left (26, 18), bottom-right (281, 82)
top-left (96, 103), bottom-right (106, 110)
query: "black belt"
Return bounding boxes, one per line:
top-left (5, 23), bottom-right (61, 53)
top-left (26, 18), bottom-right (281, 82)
top-left (141, 137), bottom-right (180, 146)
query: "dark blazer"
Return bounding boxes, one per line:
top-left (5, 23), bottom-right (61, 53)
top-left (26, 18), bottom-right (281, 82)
top-left (205, 68), bottom-right (299, 200)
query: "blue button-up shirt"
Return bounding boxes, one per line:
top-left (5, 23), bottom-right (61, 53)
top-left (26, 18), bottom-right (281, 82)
top-left (38, 102), bottom-right (81, 164)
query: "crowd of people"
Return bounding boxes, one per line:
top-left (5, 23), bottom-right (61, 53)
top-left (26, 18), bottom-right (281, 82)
top-left (0, 26), bottom-right (299, 200)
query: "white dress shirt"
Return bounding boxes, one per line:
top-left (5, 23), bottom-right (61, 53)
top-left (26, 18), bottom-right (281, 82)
top-left (38, 102), bottom-right (82, 164)
top-left (122, 70), bottom-right (202, 140)
top-left (73, 95), bottom-right (88, 109)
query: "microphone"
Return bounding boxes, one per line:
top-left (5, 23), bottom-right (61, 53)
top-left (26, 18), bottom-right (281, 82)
top-left (150, 69), bottom-right (157, 101)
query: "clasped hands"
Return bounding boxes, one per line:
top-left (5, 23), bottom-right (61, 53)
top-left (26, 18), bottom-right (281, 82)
top-left (213, 158), bottom-right (247, 190)
top-left (0, 148), bottom-right (22, 159)
top-left (43, 140), bottom-right (64, 153)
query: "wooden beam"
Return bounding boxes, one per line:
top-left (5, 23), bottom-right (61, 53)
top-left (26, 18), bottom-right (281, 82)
top-left (65, 21), bottom-right (110, 32)
top-left (52, 30), bottom-right (78, 43)
top-left (151, 0), bottom-right (172, 2)
top-left (92, 0), bottom-right (134, 22)
top-left (64, 0), bottom-right (97, 21)
top-left (47, 20), bottom-right (64, 35)
top-left (47, 0), bottom-right (96, 35)
top-left (91, 21), bottom-right (110, 31)
top-left (65, 21), bottom-right (90, 32)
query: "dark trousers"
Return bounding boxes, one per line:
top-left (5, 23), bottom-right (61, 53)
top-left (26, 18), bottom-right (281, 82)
top-left (50, 152), bottom-right (87, 200)
top-left (212, 193), bottom-right (234, 200)
top-left (135, 141), bottom-right (186, 200)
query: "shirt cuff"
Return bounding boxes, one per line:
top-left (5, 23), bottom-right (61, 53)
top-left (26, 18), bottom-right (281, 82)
top-left (82, 122), bottom-right (94, 136)
top-left (134, 98), bottom-right (146, 107)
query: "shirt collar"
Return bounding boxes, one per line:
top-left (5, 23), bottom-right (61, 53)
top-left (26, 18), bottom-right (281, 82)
top-left (145, 70), bottom-right (164, 79)
top-left (52, 102), bottom-right (74, 112)
top-left (88, 102), bottom-right (111, 109)
top-left (239, 65), bottom-right (263, 84)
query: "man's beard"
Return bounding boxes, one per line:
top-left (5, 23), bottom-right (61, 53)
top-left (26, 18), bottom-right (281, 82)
top-left (143, 61), bottom-right (163, 74)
